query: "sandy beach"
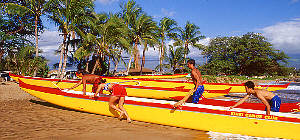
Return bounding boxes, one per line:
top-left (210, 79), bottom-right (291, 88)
top-left (0, 82), bottom-right (210, 140)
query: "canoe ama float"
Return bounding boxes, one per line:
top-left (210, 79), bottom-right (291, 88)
top-left (18, 78), bottom-right (300, 139)
top-left (10, 74), bottom-right (231, 99)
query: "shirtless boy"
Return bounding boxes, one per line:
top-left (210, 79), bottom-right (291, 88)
top-left (173, 59), bottom-right (204, 108)
top-left (229, 81), bottom-right (281, 115)
top-left (65, 70), bottom-right (103, 95)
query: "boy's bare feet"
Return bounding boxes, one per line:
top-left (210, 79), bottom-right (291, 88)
top-left (127, 119), bottom-right (132, 123)
top-left (118, 112), bottom-right (124, 120)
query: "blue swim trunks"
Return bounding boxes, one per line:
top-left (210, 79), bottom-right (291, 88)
top-left (192, 85), bottom-right (204, 104)
top-left (269, 95), bottom-right (281, 112)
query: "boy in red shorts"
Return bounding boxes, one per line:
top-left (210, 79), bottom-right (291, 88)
top-left (94, 80), bottom-right (132, 123)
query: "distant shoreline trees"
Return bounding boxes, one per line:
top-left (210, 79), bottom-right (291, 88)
top-left (201, 32), bottom-right (290, 76)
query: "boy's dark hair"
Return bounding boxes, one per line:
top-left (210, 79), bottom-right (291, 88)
top-left (187, 59), bottom-right (195, 66)
top-left (244, 81), bottom-right (255, 89)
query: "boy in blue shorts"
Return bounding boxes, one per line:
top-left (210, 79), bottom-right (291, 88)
top-left (173, 59), bottom-right (204, 108)
top-left (229, 81), bottom-right (281, 115)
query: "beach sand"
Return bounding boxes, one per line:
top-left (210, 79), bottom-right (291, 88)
top-left (0, 82), bottom-right (210, 140)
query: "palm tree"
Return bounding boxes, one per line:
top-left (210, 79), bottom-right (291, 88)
top-left (173, 21), bottom-right (205, 64)
top-left (163, 45), bottom-right (185, 72)
top-left (4, 45), bottom-right (48, 76)
top-left (139, 17), bottom-right (159, 75)
top-left (75, 13), bottom-right (130, 75)
top-left (158, 17), bottom-right (177, 72)
top-left (2, 0), bottom-right (58, 58)
top-left (2, 0), bottom-right (58, 76)
top-left (49, 0), bottom-right (94, 78)
top-left (120, 0), bottom-right (142, 72)
top-left (130, 14), bottom-right (158, 70)
top-left (74, 13), bottom-right (107, 73)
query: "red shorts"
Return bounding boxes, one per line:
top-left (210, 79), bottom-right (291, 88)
top-left (92, 78), bottom-right (102, 93)
top-left (112, 84), bottom-right (127, 97)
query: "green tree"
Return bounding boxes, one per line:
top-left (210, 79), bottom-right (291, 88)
top-left (120, 0), bottom-right (142, 72)
top-left (157, 45), bottom-right (185, 73)
top-left (2, 0), bottom-right (58, 58)
top-left (173, 21), bottom-right (205, 64)
top-left (3, 45), bottom-right (48, 76)
top-left (158, 17), bottom-right (177, 72)
top-left (138, 15), bottom-right (158, 75)
top-left (75, 13), bottom-right (131, 75)
top-left (0, 0), bottom-right (48, 75)
top-left (202, 32), bottom-right (289, 76)
top-left (49, 0), bottom-right (94, 78)
top-left (129, 14), bottom-right (157, 69)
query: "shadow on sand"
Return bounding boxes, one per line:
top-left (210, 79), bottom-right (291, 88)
top-left (29, 99), bottom-right (119, 117)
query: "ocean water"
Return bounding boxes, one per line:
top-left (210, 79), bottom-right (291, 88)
top-left (270, 82), bottom-right (300, 102)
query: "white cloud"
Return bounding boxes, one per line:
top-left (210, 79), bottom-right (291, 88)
top-left (291, 0), bottom-right (299, 3)
top-left (261, 18), bottom-right (300, 54)
top-left (96, 0), bottom-right (118, 5)
top-left (39, 30), bottom-right (62, 52)
top-left (181, 38), bottom-right (210, 57)
top-left (161, 8), bottom-right (175, 17)
top-left (38, 30), bottom-right (62, 67)
top-left (197, 37), bottom-right (211, 46)
top-left (164, 38), bottom-right (210, 57)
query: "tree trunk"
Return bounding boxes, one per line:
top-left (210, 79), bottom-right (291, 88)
top-left (133, 39), bottom-right (140, 69)
top-left (140, 41), bottom-right (147, 75)
top-left (159, 39), bottom-right (164, 72)
top-left (107, 56), bottom-right (111, 76)
top-left (126, 55), bottom-right (133, 75)
top-left (113, 57), bottom-right (119, 75)
top-left (34, 15), bottom-right (39, 57)
top-left (33, 14), bottom-right (39, 76)
top-left (85, 56), bottom-right (89, 73)
top-left (57, 43), bottom-right (64, 78)
top-left (183, 43), bottom-right (188, 64)
top-left (60, 34), bottom-right (68, 79)
top-left (92, 55), bottom-right (100, 74)
top-left (60, 47), bottom-right (68, 79)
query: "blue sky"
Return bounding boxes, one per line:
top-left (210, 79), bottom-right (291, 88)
top-left (39, 0), bottom-right (300, 69)
top-left (93, 0), bottom-right (300, 36)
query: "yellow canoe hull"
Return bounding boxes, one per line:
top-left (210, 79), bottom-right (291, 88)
top-left (18, 78), bottom-right (300, 139)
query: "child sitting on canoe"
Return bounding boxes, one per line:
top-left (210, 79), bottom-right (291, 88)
top-left (173, 59), bottom-right (204, 108)
top-left (93, 80), bottom-right (132, 123)
top-left (65, 70), bottom-right (103, 95)
top-left (229, 81), bottom-right (281, 115)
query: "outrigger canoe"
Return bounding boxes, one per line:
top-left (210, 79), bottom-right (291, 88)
top-left (118, 73), bottom-right (189, 79)
top-left (10, 73), bottom-right (289, 93)
top-left (11, 74), bottom-right (300, 113)
top-left (10, 74), bottom-right (231, 99)
top-left (18, 78), bottom-right (300, 139)
top-left (66, 72), bottom-right (290, 93)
